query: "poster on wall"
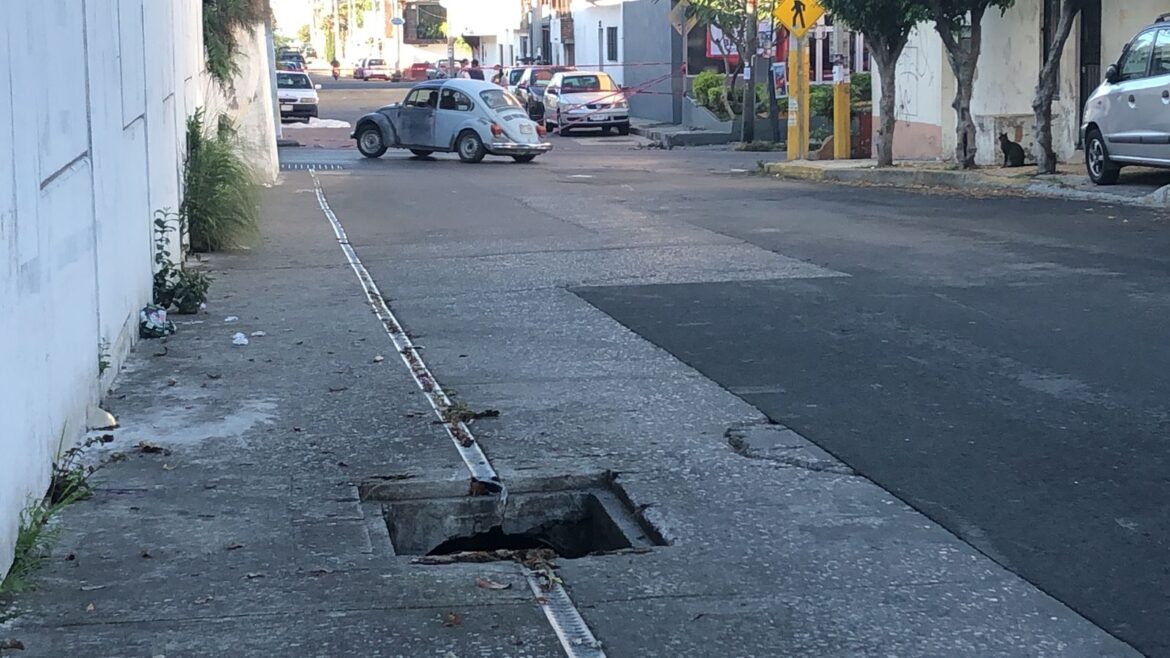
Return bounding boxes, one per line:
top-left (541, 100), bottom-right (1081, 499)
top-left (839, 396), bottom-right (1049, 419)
top-left (772, 62), bottom-right (788, 100)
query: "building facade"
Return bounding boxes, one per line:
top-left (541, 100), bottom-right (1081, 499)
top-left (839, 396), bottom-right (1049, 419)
top-left (878, 1), bottom-right (1158, 164)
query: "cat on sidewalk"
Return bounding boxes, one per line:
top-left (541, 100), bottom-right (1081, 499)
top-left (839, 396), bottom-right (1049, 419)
top-left (999, 133), bottom-right (1026, 168)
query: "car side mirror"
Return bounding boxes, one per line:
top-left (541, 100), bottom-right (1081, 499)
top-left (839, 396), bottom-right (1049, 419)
top-left (1105, 64), bottom-right (1120, 84)
top-left (315, 84), bottom-right (322, 90)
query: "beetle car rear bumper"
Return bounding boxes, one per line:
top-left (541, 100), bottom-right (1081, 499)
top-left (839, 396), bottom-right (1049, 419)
top-left (487, 141), bottom-right (554, 156)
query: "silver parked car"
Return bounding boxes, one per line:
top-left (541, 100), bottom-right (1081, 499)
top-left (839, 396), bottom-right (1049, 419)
top-left (542, 71), bottom-right (630, 135)
top-left (351, 79), bottom-right (552, 163)
top-left (1083, 13), bottom-right (1170, 185)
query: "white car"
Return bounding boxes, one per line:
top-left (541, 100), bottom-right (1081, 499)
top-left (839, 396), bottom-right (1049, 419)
top-left (356, 57), bottom-right (391, 81)
top-left (276, 71), bottom-right (321, 121)
top-left (1083, 13), bottom-right (1170, 185)
top-left (542, 71), bottom-right (629, 135)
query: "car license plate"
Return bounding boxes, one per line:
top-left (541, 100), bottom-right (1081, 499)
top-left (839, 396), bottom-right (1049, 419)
top-left (280, 104), bottom-right (293, 111)
top-left (589, 115), bottom-right (607, 122)
top-left (519, 124), bottom-right (533, 134)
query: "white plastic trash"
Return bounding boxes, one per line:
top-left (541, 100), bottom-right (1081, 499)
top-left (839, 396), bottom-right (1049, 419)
top-left (232, 332), bottom-right (249, 346)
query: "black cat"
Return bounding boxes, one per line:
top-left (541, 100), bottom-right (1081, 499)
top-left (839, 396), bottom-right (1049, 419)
top-left (999, 133), bottom-right (1025, 168)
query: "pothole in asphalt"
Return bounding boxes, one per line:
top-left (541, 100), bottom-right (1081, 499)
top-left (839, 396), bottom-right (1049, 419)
top-left (360, 472), bottom-right (664, 559)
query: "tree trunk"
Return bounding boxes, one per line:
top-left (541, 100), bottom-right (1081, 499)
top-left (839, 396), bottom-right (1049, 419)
top-left (952, 58), bottom-right (978, 168)
top-left (870, 44), bottom-right (904, 167)
top-left (933, 6), bottom-right (986, 169)
top-left (715, 38), bottom-right (737, 119)
top-left (1032, 0), bottom-right (1081, 174)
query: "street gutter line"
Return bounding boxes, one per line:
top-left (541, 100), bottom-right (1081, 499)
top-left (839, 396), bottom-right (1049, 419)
top-left (309, 170), bottom-right (608, 658)
top-left (309, 170), bottom-right (498, 486)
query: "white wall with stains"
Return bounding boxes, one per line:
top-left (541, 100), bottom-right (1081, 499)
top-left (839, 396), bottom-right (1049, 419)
top-left (0, 0), bottom-right (276, 580)
top-left (877, 1), bottom-right (1165, 164)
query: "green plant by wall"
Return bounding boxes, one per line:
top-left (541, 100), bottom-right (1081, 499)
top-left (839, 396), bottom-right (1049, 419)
top-left (692, 70), bottom-right (724, 107)
top-left (850, 72), bottom-right (872, 106)
top-left (1, 433), bottom-right (105, 593)
top-left (181, 109), bottom-right (260, 252)
top-left (171, 269), bottom-right (213, 314)
top-left (203, 0), bottom-right (272, 88)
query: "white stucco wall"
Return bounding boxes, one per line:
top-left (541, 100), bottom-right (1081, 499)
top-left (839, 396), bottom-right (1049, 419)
top-left (0, 0), bottom-right (276, 580)
top-left (877, 1), bottom-right (1163, 164)
top-left (571, 4), bottom-right (624, 86)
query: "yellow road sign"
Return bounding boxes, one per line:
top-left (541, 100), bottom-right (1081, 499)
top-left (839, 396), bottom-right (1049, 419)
top-left (774, 0), bottom-right (824, 38)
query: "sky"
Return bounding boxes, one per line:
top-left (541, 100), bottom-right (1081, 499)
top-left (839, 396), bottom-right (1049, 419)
top-left (270, 0), bottom-right (315, 37)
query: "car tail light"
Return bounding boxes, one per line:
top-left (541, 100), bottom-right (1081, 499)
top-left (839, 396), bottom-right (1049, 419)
top-left (490, 123), bottom-right (504, 137)
top-left (536, 123), bottom-right (547, 136)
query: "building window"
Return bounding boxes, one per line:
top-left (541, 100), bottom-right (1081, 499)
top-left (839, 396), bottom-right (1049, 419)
top-left (404, 1), bottom-right (446, 44)
top-left (606, 26), bottom-right (618, 62)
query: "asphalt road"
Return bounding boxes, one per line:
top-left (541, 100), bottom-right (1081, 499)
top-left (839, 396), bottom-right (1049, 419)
top-left (276, 83), bottom-right (1170, 655)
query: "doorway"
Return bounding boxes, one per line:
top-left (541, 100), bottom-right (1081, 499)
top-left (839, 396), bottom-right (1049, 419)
top-left (1078, 0), bottom-right (1102, 143)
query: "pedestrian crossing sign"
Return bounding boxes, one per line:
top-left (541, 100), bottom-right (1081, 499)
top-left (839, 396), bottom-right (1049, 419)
top-left (774, 0), bottom-right (825, 38)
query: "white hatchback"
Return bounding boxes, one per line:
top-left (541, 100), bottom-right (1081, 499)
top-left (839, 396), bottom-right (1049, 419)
top-left (542, 71), bottom-right (630, 135)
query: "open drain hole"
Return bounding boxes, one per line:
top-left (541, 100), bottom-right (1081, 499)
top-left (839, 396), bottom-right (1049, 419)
top-left (364, 474), bottom-right (664, 559)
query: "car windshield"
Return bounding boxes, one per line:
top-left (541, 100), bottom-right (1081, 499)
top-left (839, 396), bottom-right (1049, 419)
top-left (509, 69), bottom-right (524, 84)
top-left (560, 74), bottom-right (617, 92)
top-left (277, 73), bottom-right (312, 89)
top-left (480, 89), bottom-right (523, 110)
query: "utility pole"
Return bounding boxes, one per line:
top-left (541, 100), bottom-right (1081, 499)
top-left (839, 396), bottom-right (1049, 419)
top-left (786, 30), bottom-right (809, 160)
top-left (765, 10), bottom-right (779, 142)
top-left (740, 0), bottom-right (758, 143)
top-left (830, 21), bottom-right (851, 159)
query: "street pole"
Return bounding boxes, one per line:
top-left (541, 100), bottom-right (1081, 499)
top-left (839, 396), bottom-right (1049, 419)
top-left (830, 23), bottom-right (851, 159)
top-left (740, 0), bottom-right (758, 143)
top-left (786, 33), bottom-right (809, 161)
top-left (765, 14), bottom-right (779, 142)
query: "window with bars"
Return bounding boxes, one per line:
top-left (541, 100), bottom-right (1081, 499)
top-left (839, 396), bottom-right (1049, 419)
top-left (606, 26), bottom-right (618, 62)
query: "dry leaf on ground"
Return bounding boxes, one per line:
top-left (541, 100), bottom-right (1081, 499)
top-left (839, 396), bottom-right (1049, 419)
top-left (475, 576), bottom-right (512, 590)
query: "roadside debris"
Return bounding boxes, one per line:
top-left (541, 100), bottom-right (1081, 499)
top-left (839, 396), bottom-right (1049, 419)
top-left (224, 316), bottom-right (239, 323)
top-left (139, 305), bottom-right (176, 338)
top-left (249, 331), bottom-right (266, 338)
top-left (232, 332), bottom-right (249, 345)
top-left (373, 354), bottom-right (385, 363)
top-left (136, 442), bottom-right (171, 456)
top-left (412, 548), bottom-right (556, 567)
top-left (442, 611), bottom-right (462, 627)
top-left (475, 576), bottom-right (511, 590)
top-left (0, 639), bottom-right (25, 651)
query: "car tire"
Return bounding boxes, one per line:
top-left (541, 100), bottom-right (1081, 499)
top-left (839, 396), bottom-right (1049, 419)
top-left (356, 125), bottom-right (387, 158)
top-left (557, 111), bottom-right (570, 136)
top-left (410, 149), bottom-right (433, 158)
top-left (1085, 129), bottom-right (1120, 185)
top-left (455, 130), bottom-right (486, 163)
top-left (512, 154), bottom-right (537, 163)
top-left (617, 123), bottom-right (630, 136)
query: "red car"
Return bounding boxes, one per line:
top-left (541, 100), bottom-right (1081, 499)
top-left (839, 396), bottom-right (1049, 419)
top-left (407, 62), bottom-right (431, 81)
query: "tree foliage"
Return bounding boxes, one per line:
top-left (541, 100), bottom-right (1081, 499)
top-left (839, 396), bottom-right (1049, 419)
top-left (203, 0), bottom-right (273, 88)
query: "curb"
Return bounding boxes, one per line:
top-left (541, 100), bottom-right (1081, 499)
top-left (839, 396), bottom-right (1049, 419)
top-left (277, 138), bottom-right (303, 148)
top-left (762, 162), bottom-right (1170, 208)
top-left (629, 124), bottom-right (734, 149)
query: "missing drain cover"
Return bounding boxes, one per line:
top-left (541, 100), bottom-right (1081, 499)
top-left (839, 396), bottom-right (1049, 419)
top-left (362, 473), bottom-right (663, 559)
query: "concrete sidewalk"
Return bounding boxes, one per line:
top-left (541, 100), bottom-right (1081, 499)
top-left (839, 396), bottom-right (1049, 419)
top-left (764, 158), bottom-right (1170, 208)
top-left (0, 185), bottom-right (564, 656)
top-left (0, 162), bottom-right (1142, 656)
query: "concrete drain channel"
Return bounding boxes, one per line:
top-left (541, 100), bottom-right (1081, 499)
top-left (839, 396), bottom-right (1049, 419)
top-left (361, 473), bottom-right (664, 658)
top-left (311, 170), bottom-right (659, 657)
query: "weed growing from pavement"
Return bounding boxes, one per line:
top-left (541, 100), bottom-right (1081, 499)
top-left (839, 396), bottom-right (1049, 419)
top-left (0, 433), bottom-right (112, 594)
top-left (182, 109), bottom-right (259, 252)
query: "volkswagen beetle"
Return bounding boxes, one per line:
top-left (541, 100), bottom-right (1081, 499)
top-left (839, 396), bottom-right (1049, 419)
top-left (351, 79), bottom-right (552, 163)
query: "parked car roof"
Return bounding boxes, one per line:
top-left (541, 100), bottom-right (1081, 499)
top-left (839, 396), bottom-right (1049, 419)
top-left (439, 78), bottom-right (507, 93)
